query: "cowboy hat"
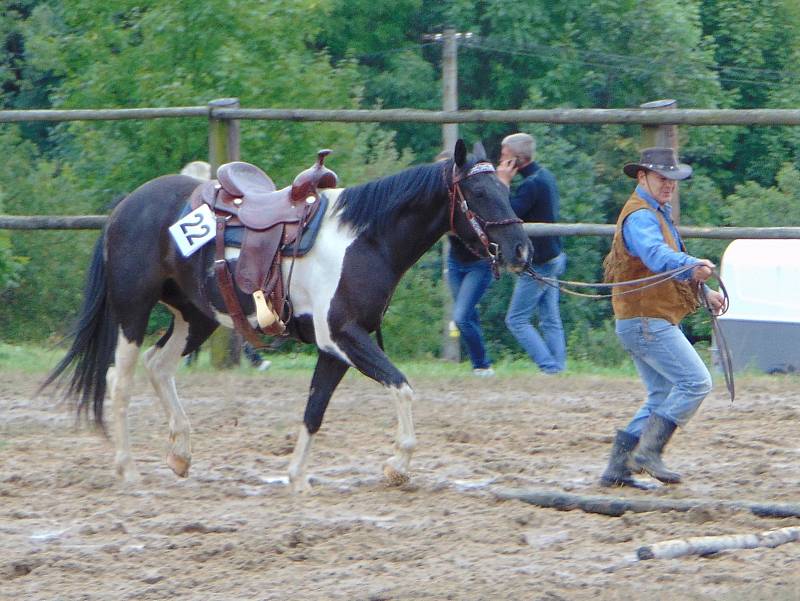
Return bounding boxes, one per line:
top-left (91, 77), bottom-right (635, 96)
top-left (623, 147), bottom-right (692, 180)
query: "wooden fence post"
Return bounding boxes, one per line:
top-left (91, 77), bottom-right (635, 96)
top-left (640, 99), bottom-right (681, 222)
top-left (208, 98), bottom-right (242, 369)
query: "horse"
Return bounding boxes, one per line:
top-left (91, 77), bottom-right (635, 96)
top-left (41, 139), bottom-right (530, 492)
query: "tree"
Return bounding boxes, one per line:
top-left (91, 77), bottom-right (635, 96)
top-left (0, 0), bottom-right (412, 341)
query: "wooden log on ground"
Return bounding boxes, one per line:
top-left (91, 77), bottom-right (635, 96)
top-left (494, 488), bottom-right (800, 519)
top-left (637, 526), bottom-right (800, 560)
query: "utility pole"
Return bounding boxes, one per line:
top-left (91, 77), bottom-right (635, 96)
top-left (423, 28), bottom-right (472, 362)
top-left (641, 99), bottom-right (681, 223)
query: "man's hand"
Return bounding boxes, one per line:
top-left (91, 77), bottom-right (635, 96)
top-left (691, 259), bottom-right (715, 283)
top-left (496, 157), bottom-right (518, 187)
top-left (704, 288), bottom-right (725, 315)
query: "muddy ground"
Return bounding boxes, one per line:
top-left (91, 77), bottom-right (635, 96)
top-left (1, 367), bottom-right (798, 600)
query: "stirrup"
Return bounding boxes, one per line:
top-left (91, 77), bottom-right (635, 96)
top-left (253, 290), bottom-right (280, 329)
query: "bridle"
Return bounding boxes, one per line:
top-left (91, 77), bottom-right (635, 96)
top-left (448, 161), bottom-right (522, 277)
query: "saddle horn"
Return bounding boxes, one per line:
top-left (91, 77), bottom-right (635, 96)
top-left (291, 149), bottom-right (339, 202)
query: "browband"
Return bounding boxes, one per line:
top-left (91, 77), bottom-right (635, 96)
top-left (467, 162), bottom-right (496, 176)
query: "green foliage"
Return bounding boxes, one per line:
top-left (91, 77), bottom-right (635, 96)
top-left (723, 163), bottom-right (800, 226)
top-left (0, 126), bottom-right (95, 340)
top-left (382, 247), bottom-right (444, 358)
top-left (0, 214), bottom-right (24, 295)
top-left (567, 318), bottom-right (629, 367)
top-left (2, 0), bottom-right (800, 367)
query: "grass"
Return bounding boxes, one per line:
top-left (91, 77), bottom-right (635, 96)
top-left (0, 342), bottom-right (65, 374)
top-left (0, 340), bottom-right (778, 382)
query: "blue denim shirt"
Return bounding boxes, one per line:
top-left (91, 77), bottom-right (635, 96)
top-left (621, 186), bottom-right (700, 281)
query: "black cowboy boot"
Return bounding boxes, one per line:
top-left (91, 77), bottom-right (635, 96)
top-left (600, 430), bottom-right (646, 488)
top-left (632, 414), bottom-right (681, 484)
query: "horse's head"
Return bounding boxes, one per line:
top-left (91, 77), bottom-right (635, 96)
top-left (448, 139), bottom-right (531, 273)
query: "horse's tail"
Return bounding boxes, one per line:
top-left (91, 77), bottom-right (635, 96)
top-left (39, 231), bottom-right (118, 429)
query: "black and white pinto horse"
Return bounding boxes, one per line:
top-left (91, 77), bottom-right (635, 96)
top-left (42, 140), bottom-right (530, 492)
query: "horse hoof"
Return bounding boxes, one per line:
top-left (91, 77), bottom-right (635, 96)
top-left (383, 463), bottom-right (410, 486)
top-left (114, 455), bottom-right (141, 483)
top-left (116, 466), bottom-right (141, 484)
top-left (167, 453), bottom-right (191, 478)
top-left (290, 477), bottom-right (312, 494)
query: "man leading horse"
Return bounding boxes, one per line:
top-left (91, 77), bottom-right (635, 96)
top-left (600, 147), bottom-right (725, 489)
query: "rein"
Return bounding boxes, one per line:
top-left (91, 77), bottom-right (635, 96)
top-left (522, 263), bottom-right (698, 299)
top-left (448, 162), bottom-right (522, 278)
top-left (524, 262), bottom-right (735, 402)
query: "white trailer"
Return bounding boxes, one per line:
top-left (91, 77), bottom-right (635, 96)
top-left (716, 239), bottom-right (800, 373)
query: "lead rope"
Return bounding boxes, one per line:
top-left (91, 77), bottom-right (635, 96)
top-left (699, 274), bottom-right (735, 402)
top-left (523, 263), bottom-right (698, 299)
top-left (525, 262), bottom-right (735, 402)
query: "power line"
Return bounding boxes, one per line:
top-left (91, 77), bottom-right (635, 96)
top-left (349, 35), bottom-right (800, 90)
top-left (460, 39), bottom-right (800, 89)
top-left (461, 34), bottom-right (799, 81)
top-left (353, 41), bottom-right (439, 61)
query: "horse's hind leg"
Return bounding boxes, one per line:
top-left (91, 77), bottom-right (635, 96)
top-left (288, 351), bottom-right (349, 493)
top-left (108, 330), bottom-right (143, 483)
top-left (142, 306), bottom-right (216, 478)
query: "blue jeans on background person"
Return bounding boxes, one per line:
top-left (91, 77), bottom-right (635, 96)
top-left (615, 317), bottom-right (712, 435)
top-left (447, 254), bottom-right (493, 370)
top-left (505, 252), bottom-right (567, 373)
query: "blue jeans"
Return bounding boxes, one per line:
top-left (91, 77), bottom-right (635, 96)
top-left (615, 317), bottom-right (712, 435)
top-left (505, 252), bottom-right (567, 373)
top-left (447, 255), bottom-right (493, 369)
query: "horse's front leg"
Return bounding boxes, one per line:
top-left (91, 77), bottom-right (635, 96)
top-left (288, 351), bottom-right (349, 493)
top-left (331, 325), bottom-right (417, 486)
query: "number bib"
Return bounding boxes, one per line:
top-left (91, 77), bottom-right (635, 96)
top-left (169, 204), bottom-right (216, 257)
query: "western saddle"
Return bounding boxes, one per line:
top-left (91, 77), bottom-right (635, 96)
top-left (190, 150), bottom-right (338, 345)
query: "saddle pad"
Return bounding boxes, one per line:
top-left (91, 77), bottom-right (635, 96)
top-left (281, 192), bottom-right (329, 257)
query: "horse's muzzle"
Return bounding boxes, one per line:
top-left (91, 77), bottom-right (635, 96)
top-left (505, 241), bottom-right (531, 272)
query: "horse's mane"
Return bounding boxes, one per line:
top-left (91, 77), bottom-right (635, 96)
top-left (334, 161), bottom-right (449, 236)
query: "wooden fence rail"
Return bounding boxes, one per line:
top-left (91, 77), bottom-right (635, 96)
top-left (5, 107), bottom-right (800, 125)
top-left (3, 215), bottom-right (800, 240)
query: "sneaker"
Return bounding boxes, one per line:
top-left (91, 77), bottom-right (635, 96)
top-left (257, 360), bottom-right (272, 372)
top-left (472, 367), bottom-right (495, 378)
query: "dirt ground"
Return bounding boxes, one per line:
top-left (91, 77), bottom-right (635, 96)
top-left (1, 366), bottom-right (798, 601)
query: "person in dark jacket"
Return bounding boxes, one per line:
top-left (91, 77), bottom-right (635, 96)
top-left (497, 133), bottom-right (566, 374)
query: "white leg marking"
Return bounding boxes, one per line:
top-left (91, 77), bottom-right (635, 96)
top-left (110, 330), bottom-right (142, 483)
top-left (142, 310), bottom-right (192, 477)
top-left (287, 425), bottom-right (314, 494)
top-left (383, 383), bottom-right (416, 486)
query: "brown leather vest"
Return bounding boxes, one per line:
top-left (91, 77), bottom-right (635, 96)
top-left (603, 192), bottom-right (699, 325)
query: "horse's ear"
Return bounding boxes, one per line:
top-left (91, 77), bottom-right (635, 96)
top-left (472, 141), bottom-right (487, 162)
top-left (454, 139), bottom-right (467, 167)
